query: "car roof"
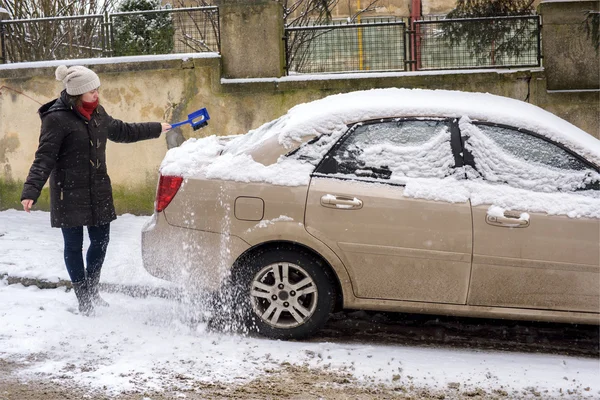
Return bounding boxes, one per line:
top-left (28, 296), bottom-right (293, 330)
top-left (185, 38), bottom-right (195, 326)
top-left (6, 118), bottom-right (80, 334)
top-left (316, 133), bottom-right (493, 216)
top-left (226, 88), bottom-right (600, 166)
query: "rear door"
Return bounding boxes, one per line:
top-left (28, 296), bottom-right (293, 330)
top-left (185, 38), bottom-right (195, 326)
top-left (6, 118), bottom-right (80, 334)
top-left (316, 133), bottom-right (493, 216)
top-left (461, 121), bottom-right (600, 313)
top-left (304, 119), bottom-right (473, 304)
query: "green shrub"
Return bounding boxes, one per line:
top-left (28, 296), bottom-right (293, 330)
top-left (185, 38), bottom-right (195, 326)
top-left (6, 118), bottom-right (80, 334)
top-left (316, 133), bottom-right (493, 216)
top-left (112, 0), bottom-right (174, 56)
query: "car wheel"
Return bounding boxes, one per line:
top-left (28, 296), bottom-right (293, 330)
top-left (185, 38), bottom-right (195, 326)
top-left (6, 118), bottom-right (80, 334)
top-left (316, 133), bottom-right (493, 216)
top-left (230, 247), bottom-right (336, 340)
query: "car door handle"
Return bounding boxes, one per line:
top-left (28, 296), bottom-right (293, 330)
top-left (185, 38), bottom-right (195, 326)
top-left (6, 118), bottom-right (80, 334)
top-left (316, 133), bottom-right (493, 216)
top-left (320, 194), bottom-right (363, 210)
top-left (486, 214), bottom-right (530, 228)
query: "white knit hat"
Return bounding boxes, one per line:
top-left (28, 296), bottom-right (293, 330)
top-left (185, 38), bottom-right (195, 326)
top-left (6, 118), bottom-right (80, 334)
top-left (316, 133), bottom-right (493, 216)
top-left (55, 65), bottom-right (101, 96)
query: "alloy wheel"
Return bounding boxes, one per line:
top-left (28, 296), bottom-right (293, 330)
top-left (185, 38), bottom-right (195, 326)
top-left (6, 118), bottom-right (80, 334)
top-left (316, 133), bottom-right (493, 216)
top-left (249, 262), bottom-right (318, 329)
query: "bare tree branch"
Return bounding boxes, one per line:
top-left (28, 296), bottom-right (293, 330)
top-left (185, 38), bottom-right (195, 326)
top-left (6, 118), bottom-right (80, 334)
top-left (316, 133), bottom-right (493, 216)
top-left (1, 0), bottom-right (118, 62)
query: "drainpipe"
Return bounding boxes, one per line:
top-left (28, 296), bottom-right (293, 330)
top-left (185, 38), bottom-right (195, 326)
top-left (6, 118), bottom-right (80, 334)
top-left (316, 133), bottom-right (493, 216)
top-left (410, 0), bottom-right (421, 71)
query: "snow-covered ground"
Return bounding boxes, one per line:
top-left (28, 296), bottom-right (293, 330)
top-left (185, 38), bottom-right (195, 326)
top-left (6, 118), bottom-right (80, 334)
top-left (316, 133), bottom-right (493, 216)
top-left (0, 209), bottom-right (598, 398)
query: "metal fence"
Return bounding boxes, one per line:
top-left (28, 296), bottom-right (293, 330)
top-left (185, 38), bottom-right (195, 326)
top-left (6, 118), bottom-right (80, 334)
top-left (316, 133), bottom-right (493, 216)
top-left (0, 14), bottom-right (105, 63)
top-left (108, 7), bottom-right (219, 57)
top-left (1, 9), bottom-right (540, 72)
top-left (0, 6), bottom-right (219, 63)
top-left (286, 19), bottom-right (407, 74)
top-left (284, 14), bottom-right (541, 74)
top-left (414, 15), bottom-right (541, 70)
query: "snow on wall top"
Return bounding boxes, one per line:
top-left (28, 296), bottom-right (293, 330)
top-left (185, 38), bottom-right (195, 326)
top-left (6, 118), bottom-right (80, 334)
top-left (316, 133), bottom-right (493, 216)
top-left (227, 88), bottom-right (600, 165)
top-left (0, 52), bottom-right (220, 71)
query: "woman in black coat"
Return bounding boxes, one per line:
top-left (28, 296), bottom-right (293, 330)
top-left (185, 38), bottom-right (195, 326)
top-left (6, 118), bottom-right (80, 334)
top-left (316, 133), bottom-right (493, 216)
top-left (21, 65), bottom-right (171, 315)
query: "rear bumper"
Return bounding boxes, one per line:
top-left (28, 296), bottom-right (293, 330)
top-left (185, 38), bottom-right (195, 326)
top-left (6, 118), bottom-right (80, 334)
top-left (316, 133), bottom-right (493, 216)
top-left (141, 212), bottom-right (250, 292)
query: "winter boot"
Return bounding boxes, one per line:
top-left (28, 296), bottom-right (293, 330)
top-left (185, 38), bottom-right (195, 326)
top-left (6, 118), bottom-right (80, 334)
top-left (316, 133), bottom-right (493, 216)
top-left (72, 280), bottom-right (94, 315)
top-left (88, 270), bottom-right (110, 308)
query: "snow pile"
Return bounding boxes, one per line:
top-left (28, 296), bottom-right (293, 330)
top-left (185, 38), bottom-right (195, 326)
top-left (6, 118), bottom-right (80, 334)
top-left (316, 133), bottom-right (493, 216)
top-left (159, 123), bottom-right (348, 186)
top-left (160, 135), bottom-right (225, 177)
top-left (160, 137), bottom-right (315, 186)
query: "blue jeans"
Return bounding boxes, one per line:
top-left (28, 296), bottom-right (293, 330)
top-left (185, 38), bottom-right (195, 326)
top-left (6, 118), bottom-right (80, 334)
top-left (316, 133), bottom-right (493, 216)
top-left (61, 224), bottom-right (110, 283)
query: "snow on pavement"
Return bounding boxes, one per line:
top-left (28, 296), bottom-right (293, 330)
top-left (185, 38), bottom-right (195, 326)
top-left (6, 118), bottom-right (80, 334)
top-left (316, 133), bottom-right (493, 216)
top-left (0, 209), bottom-right (599, 398)
top-left (0, 209), bottom-right (168, 287)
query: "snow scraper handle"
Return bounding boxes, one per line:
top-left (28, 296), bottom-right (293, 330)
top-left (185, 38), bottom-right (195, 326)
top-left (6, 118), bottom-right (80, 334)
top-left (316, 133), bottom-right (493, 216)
top-left (171, 108), bottom-right (210, 131)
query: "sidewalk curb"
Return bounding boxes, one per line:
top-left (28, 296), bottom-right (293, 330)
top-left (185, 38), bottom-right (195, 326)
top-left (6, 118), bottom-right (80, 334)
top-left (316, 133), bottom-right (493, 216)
top-left (1, 273), bottom-right (179, 299)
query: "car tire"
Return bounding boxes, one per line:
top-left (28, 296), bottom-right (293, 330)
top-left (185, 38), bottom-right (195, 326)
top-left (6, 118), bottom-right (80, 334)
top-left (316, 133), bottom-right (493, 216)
top-left (225, 247), bottom-right (336, 340)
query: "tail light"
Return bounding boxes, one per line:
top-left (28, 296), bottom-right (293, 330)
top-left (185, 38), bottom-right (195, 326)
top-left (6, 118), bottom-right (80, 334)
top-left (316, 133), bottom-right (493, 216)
top-left (156, 175), bottom-right (183, 212)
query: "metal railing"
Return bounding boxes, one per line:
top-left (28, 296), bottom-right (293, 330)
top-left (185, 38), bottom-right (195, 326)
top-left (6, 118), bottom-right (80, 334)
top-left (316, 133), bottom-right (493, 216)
top-left (108, 7), bottom-right (219, 57)
top-left (414, 15), bottom-right (541, 70)
top-left (286, 18), bottom-right (407, 74)
top-left (1, 14), bottom-right (105, 63)
top-left (0, 6), bottom-right (220, 63)
top-left (284, 14), bottom-right (541, 74)
top-left (1, 9), bottom-right (540, 72)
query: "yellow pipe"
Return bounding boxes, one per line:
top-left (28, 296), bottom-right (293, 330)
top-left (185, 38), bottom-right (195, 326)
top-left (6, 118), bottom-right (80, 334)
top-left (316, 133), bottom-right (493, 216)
top-left (357, 0), bottom-right (364, 70)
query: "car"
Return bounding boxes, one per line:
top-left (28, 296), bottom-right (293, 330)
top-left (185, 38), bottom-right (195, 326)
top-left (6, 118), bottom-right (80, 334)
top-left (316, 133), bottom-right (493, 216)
top-left (142, 88), bottom-right (600, 340)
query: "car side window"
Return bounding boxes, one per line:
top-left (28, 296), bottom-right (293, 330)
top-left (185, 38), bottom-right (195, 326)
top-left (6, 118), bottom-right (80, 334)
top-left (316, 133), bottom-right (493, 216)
top-left (465, 122), bottom-right (599, 192)
top-left (315, 119), bottom-right (455, 183)
top-left (476, 124), bottom-right (590, 171)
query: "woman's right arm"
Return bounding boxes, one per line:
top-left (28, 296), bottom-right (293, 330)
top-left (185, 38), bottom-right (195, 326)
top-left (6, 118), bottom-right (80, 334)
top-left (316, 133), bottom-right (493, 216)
top-left (21, 114), bottom-right (66, 208)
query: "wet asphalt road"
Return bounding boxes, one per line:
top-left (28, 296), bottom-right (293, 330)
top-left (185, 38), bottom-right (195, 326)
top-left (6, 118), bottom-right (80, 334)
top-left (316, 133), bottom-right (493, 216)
top-left (311, 310), bottom-right (599, 358)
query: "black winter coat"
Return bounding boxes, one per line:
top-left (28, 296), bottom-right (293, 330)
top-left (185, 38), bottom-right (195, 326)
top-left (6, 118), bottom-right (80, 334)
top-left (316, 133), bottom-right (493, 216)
top-left (21, 91), bottom-right (162, 228)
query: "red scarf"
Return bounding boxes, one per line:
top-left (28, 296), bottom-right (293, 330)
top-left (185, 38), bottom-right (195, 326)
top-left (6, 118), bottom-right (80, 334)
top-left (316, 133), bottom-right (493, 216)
top-left (76, 99), bottom-right (99, 120)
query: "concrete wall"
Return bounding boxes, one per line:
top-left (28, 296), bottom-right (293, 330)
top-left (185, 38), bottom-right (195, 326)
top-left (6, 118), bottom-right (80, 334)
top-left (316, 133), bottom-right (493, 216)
top-left (217, 0), bottom-right (285, 78)
top-left (539, 0), bottom-right (600, 90)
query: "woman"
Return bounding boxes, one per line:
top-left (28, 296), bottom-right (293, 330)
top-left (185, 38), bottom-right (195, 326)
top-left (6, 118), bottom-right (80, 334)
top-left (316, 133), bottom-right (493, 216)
top-left (21, 65), bottom-right (171, 315)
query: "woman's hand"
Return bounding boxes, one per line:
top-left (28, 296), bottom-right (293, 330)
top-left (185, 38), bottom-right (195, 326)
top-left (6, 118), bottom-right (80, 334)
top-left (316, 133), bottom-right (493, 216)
top-left (21, 199), bottom-right (33, 213)
top-left (161, 123), bottom-right (172, 133)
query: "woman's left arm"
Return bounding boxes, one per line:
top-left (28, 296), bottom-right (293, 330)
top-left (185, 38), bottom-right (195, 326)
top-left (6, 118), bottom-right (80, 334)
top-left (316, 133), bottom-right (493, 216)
top-left (106, 114), bottom-right (170, 143)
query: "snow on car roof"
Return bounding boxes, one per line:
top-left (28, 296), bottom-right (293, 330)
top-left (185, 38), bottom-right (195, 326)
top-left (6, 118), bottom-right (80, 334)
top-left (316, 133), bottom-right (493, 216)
top-left (159, 88), bottom-right (599, 219)
top-left (164, 88), bottom-right (600, 174)
top-left (226, 88), bottom-right (599, 165)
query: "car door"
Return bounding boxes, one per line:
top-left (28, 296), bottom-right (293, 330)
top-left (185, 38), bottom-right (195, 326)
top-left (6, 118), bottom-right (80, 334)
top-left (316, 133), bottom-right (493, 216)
top-left (461, 121), bottom-right (600, 313)
top-left (304, 118), bottom-right (473, 304)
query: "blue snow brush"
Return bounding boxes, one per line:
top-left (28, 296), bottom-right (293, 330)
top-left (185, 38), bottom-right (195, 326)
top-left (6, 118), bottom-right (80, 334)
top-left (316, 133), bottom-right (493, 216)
top-left (171, 108), bottom-right (210, 131)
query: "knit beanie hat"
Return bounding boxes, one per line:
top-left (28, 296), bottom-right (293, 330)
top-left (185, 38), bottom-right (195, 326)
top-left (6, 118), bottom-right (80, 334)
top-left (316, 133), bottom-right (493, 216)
top-left (55, 65), bottom-right (100, 96)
